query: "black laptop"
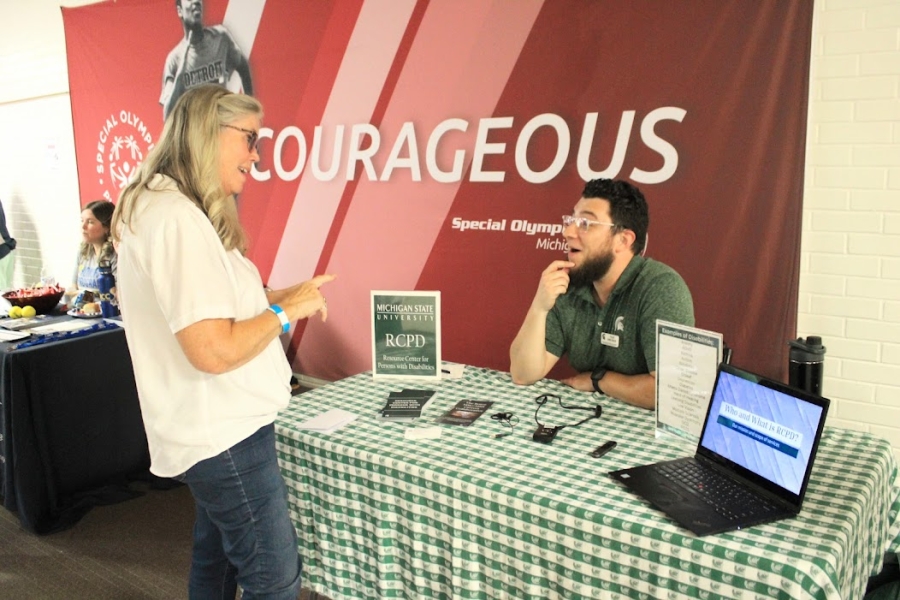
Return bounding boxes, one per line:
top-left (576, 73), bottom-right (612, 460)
top-left (609, 363), bottom-right (830, 536)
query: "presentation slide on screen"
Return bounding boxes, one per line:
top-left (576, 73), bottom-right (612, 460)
top-left (699, 372), bottom-right (823, 495)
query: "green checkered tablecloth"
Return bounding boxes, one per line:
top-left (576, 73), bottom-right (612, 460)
top-left (275, 366), bottom-right (900, 600)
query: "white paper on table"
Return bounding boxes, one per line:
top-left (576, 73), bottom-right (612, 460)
top-left (29, 320), bottom-right (97, 335)
top-left (297, 408), bottom-right (358, 433)
top-left (440, 363), bottom-right (466, 379)
top-left (0, 329), bottom-right (30, 341)
top-left (405, 426), bottom-right (442, 440)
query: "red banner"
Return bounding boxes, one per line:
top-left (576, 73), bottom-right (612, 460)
top-left (63, 0), bottom-right (813, 382)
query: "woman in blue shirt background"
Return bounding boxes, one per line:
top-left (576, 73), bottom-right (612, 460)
top-left (68, 199), bottom-right (117, 306)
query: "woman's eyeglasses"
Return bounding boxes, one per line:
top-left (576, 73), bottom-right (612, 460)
top-left (222, 124), bottom-right (259, 152)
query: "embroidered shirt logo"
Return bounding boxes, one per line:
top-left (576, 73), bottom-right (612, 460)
top-left (615, 316), bottom-right (625, 332)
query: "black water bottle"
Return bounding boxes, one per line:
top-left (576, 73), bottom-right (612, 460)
top-left (97, 261), bottom-right (119, 318)
top-left (788, 336), bottom-right (825, 396)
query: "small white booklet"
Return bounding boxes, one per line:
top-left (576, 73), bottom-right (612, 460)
top-left (297, 408), bottom-right (358, 434)
top-left (405, 426), bottom-right (442, 440)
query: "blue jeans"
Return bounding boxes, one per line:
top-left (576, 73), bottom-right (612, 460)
top-left (176, 424), bottom-right (302, 600)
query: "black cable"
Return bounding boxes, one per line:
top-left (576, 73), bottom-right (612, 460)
top-left (491, 412), bottom-right (519, 438)
top-left (534, 393), bottom-right (602, 431)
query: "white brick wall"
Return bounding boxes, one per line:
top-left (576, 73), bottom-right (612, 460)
top-left (802, 0), bottom-right (900, 463)
top-left (0, 0), bottom-right (897, 463)
top-left (0, 94), bottom-right (84, 288)
top-left (0, 0), bottom-right (98, 289)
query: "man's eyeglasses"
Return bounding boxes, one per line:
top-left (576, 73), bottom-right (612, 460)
top-left (222, 124), bottom-right (259, 152)
top-left (562, 215), bottom-right (618, 233)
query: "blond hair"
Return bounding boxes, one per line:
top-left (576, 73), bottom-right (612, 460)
top-left (112, 84), bottom-right (262, 253)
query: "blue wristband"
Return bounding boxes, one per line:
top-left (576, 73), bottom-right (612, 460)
top-left (267, 304), bottom-right (290, 334)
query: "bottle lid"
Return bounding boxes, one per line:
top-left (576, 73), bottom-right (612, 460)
top-left (788, 336), bottom-right (826, 360)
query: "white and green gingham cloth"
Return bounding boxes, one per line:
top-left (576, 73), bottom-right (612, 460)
top-left (276, 366), bottom-right (900, 600)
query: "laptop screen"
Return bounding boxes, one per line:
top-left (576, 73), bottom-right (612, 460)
top-left (698, 365), bottom-right (829, 497)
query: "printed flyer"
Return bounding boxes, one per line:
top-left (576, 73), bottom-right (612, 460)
top-left (371, 291), bottom-right (441, 381)
top-left (655, 320), bottom-right (724, 443)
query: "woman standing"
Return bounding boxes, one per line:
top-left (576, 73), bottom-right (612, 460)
top-left (112, 84), bottom-right (334, 600)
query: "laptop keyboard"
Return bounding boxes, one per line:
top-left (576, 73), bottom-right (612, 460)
top-left (658, 460), bottom-right (778, 521)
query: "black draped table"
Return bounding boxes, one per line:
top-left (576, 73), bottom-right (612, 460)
top-left (0, 324), bottom-right (153, 533)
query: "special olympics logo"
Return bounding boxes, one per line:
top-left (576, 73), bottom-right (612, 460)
top-left (95, 110), bottom-right (155, 201)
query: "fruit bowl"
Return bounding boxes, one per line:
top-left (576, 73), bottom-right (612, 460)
top-left (3, 286), bottom-right (65, 315)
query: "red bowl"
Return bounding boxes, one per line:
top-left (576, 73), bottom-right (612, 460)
top-left (3, 287), bottom-right (65, 315)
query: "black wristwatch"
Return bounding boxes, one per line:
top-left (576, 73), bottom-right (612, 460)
top-left (591, 367), bottom-right (607, 394)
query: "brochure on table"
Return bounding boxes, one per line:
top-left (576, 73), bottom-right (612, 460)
top-left (435, 399), bottom-right (494, 426)
top-left (371, 290), bottom-right (441, 381)
top-left (655, 320), bottom-right (723, 444)
top-left (378, 389), bottom-right (437, 422)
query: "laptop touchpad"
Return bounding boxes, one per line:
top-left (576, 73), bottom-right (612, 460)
top-left (654, 482), bottom-right (692, 507)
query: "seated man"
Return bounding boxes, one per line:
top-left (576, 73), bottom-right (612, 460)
top-left (509, 178), bottom-right (694, 409)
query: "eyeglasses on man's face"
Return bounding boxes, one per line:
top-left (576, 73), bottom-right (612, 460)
top-left (562, 215), bottom-right (618, 233)
top-left (221, 124), bottom-right (259, 153)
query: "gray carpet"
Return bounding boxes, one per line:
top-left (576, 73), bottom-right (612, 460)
top-left (0, 482), bottom-right (326, 599)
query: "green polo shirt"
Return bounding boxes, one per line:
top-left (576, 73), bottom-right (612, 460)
top-left (545, 255), bottom-right (694, 375)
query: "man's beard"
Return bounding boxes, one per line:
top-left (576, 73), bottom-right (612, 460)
top-left (569, 250), bottom-right (614, 288)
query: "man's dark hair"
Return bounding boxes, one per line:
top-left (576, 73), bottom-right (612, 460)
top-left (581, 178), bottom-right (649, 256)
